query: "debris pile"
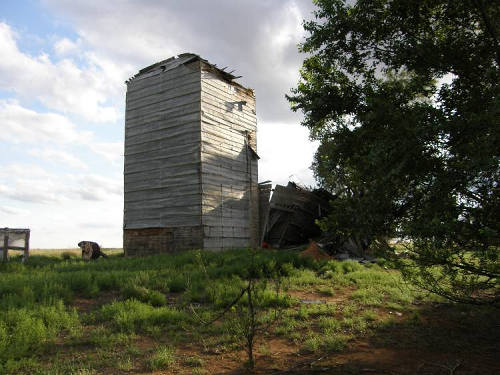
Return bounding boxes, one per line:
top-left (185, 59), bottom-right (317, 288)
top-left (262, 182), bottom-right (334, 248)
top-left (261, 182), bottom-right (376, 263)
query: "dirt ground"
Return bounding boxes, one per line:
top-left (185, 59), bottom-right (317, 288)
top-left (68, 294), bottom-right (498, 375)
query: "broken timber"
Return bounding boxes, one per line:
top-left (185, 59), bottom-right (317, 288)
top-left (263, 182), bottom-right (333, 248)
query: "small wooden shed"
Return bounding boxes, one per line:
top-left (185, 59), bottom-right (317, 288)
top-left (124, 53), bottom-right (259, 255)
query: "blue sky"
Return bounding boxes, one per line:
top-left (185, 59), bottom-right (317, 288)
top-left (0, 0), bottom-right (318, 248)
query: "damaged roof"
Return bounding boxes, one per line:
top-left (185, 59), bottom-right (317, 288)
top-left (126, 53), bottom-right (250, 93)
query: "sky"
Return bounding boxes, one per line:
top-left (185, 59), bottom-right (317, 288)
top-left (0, 0), bottom-right (319, 249)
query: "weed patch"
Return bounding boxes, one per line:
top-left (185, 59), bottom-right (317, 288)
top-left (147, 346), bottom-right (176, 370)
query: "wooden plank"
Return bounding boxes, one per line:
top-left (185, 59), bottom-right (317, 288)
top-left (125, 176), bottom-right (200, 192)
top-left (125, 165), bottom-right (199, 179)
top-left (201, 98), bottom-right (256, 129)
top-left (201, 142), bottom-right (250, 159)
top-left (200, 87), bottom-right (256, 118)
top-left (125, 126), bottom-right (201, 148)
top-left (24, 230), bottom-right (29, 261)
top-left (201, 118), bottom-right (251, 140)
top-left (202, 206), bottom-right (249, 218)
top-left (126, 111), bottom-right (200, 137)
top-left (201, 173), bottom-right (252, 188)
top-left (2, 233), bottom-right (8, 262)
top-left (201, 109), bottom-right (256, 132)
top-left (201, 160), bottom-right (252, 178)
top-left (127, 76), bottom-right (200, 106)
top-left (125, 160), bottom-right (199, 177)
top-left (126, 82), bottom-right (201, 113)
top-left (125, 102), bottom-right (200, 129)
top-left (201, 79), bottom-right (256, 113)
top-left (127, 72), bottom-right (200, 102)
top-left (203, 227), bottom-right (250, 238)
top-left (202, 183), bottom-right (248, 196)
top-left (203, 237), bottom-right (250, 250)
top-left (125, 205), bottom-right (201, 219)
top-left (201, 70), bottom-right (255, 100)
top-left (125, 183), bottom-right (201, 201)
top-left (161, 214), bottom-right (202, 227)
top-left (126, 92), bottom-right (200, 121)
top-left (201, 76), bottom-right (256, 104)
top-left (125, 139), bottom-right (200, 157)
top-left (124, 216), bottom-right (200, 229)
top-left (127, 62), bottom-right (199, 92)
top-left (125, 142), bottom-right (199, 164)
top-left (201, 163), bottom-right (250, 179)
top-left (203, 215), bottom-right (249, 227)
top-left (126, 194), bottom-right (201, 210)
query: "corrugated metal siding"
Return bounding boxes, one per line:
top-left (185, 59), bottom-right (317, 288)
top-left (200, 64), bottom-right (259, 250)
top-left (124, 61), bottom-right (203, 231)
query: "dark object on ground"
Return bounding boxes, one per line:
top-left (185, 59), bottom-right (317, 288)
top-left (77, 241), bottom-right (108, 260)
top-left (263, 182), bottom-right (334, 248)
top-left (317, 233), bottom-right (372, 259)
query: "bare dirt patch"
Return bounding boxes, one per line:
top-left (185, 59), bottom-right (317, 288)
top-left (72, 292), bottom-right (120, 313)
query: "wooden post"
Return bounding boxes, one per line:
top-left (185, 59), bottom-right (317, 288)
top-left (3, 231), bottom-right (8, 262)
top-left (24, 230), bottom-right (30, 261)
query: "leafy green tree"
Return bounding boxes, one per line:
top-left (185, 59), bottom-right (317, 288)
top-left (288, 0), bottom-right (499, 305)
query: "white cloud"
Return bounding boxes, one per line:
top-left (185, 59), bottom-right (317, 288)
top-left (0, 205), bottom-right (30, 215)
top-left (0, 163), bottom-right (51, 180)
top-left (0, 163), bottom-right (123, 248)
top-left (28, 148), bottom-right (88, 169)
top-left (0, 163), bottom-right (122, 204)
top-left (42, 0), bottom-right (316, 123)
top-left (54, 37), bottom-right (80, 56)
top-left (1, 178), bottom-right (61, 203)
top-left (88, 141), bottom-right (123, 164)
top-left (69, 173), bottom-right (123, 201)
top-left (0, 99), bottom-right (92, 144)
top-left (0, 22), bottom-right (120, 123)
top-left (0, 100), bottom-right (122, 166)
top-left (258, 121), bottom-right (318, 187)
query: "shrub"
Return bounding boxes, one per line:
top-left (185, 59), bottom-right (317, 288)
top-left (0, 301), bottom-right (81, 362)
top-left (121, 284), bottom-right (167, 306)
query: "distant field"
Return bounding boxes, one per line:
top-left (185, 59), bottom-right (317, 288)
top-left (0, 249), bottom-right (497, 374)
top-left (28, 248), bottom-right (124, 257)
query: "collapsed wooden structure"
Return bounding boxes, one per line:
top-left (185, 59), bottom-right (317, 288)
top-left (262, 182), bottom-right (333, 248)
top-left (0, 228), bottom-right (30, 261)
top-left (124, 54), bottom-right (259, 255)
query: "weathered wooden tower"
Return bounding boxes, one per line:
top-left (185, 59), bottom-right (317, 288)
top-left (123, 53), bottom-right (259, 255)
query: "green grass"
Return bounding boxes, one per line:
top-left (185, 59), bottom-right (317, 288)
top-left (301, 331), bottom-right (350, 353)
top-left (147, 346), bottom-right (176, 370)
top-left (183, 355), bottom-right (204, 367)
top-left (0, 247), bottom-right (455, 374)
